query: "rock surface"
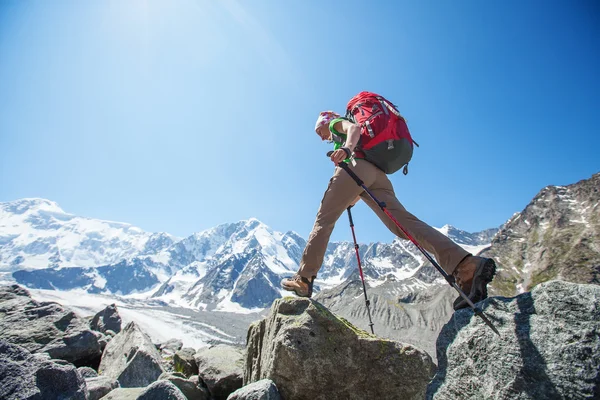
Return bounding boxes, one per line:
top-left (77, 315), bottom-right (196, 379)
top-left (428, 280), bottom-right (600, 399)
top-left (0, 284), bottom-right (102, 367)
top-left (227, 379), bottom-right (281, 400)
top-left (98, 321), bottom-right (164, 388)
top-left (245, 297), bottom-right (436, 400)
top-left (90, 304), bottom-right (122, 334)
top-left (78, 365), bottom-right (99, 378)
top-left (174, 347), bottom-right (198, 377)
top-left (159, 372), bottom-right (210, 400)
top-left (86, 375), bottom-right (119, 400)
top-left (97, 387), bottom-right (144, 399)
top-left (0, 340), bottom-right (88, 400)
top-left (160, 338), bottom-right (183, 355)
top-left (195, 344), bottom-right (244, 400)
top-left (137, 380), bottom-right (187, 400)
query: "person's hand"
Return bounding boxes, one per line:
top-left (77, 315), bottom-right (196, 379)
top-left (329, 149), bottom-right (347, 164)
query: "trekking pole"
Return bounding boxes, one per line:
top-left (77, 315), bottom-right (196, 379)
top-left (327, 153), bottom-right (500, 335)
top-left (346, 206), bottom-right (375, 334)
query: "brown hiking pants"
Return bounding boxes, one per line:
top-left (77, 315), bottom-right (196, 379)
top-left (298, 159), bottom-right (469, 279)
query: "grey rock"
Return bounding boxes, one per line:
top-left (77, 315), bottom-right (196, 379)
top-left (160, 338), bottom-right (183, 354)
top-left (43, 329), bottom-right (103, 364)
top-left (98, 321), bottom-right (164, 388)
top-left (428, 280), bottom-right (600, 399)
top-left (78, 366), bottom-right (99, 378)
top-left (159, 371), bottom-right (186, 379)
top-left (0, 339), bottom-right (87, 400)
top-left (245, 298), bottom-right (436, 400)
top-left (159, 373), bottom-right (210, 400)
top-left (0, 284), bottom-right (102, 367)
top-left (195, 344), bottom-right (244, 400)
top-left (98, 387), bottom-right (144, 400)
top-left (137, 380), bottom-right (187, 400)
top-left (86, 375), bottom-right (120, 400)
top-left (91, 304), bottom-right (122, 334)
top-left (98, 333), bottom-right (111, 353)
top-left (227, 379), bottom-right (281, 400)
top-left (173, 347), bottom-right (198, 377)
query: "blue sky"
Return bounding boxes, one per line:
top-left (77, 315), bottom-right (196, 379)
top-left (1, 0), bottom-right (598, 243)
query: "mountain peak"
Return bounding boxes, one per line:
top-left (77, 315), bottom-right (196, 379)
top-left (1, 198), bottom-right (65, 215)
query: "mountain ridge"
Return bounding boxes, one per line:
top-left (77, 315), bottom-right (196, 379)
top-left (1, 197), bottom-right (498, 312)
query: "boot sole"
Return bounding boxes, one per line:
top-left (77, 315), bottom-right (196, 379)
top-left (282, 286), bottom-right (312, 298)
top-left (453, 258), bottom-right (496, 311)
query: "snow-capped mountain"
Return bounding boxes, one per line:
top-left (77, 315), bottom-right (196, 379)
top-left (1, 198), bottom-right (498, 312)
top-left (0, 198), bottom-right (177, 272)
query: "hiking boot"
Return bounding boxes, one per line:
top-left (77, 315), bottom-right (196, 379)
top-left (281, 274), bottom-right (315, 298)
top-left (452, 256), bottom-right (496, 310)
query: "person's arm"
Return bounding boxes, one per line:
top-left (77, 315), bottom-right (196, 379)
top-left (329, 119), bottom-right (362, 164)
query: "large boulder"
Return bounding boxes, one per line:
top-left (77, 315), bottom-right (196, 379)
top-left (227, 379), bottom-right (281, 400)
top-left (86, 375), bottom-right (119, 400)
top-left (98, 321), bottom-right (164, 388)
top-left (195, 344), bottom-right (244, 400)
top-left (173, 347), bottom-right (198, 377)
top-left (245, 297), bottom-right (435, 400)
top-left (137, 380), bottom-right (187, 400)
top-left (0, 284), bottom-right (103, 367)
top-left (90, 304), bottom-right (122, 334)
top-left (0, 339), bottom-right (88, 400)
top-left (159, 372), bottom-right (210, 400)
top-left (428, 280), bottom-right (600, 399)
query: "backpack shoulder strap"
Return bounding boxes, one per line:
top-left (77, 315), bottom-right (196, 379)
top-left (329, 117), bottom-right (348, 144)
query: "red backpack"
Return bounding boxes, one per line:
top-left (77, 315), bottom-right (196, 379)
top-left (345, 91), bottom-right (418, 174)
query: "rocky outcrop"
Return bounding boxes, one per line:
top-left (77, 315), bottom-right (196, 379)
top-left (98, 321), bottom-right (164, 388)
top-left (227, 379), bottom-right (281, 400)
top-left (90, 303), bottom-right (122, 334)
top-left (0, 284), bottom-right (103, 367)
top-left (195, 344), bottom-right (244, 400)
top-left (174, 347), bottom-right (198, 377)
top-left (0, 340), bottom-right (88, 400)
top-left (245, 297), bottom-right (436, 400)
top-left (428, 280), bottom-right (600, 399)
top-left (485, 172), bottom-right (600, 296)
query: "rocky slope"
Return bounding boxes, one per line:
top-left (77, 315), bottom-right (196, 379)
top-left (2, 280), bottom-right (598, 399)
top-left (484, 172), bottom-right (600, 296)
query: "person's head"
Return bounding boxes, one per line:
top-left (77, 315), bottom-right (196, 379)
top-left (314, 111), bottom-right (340, 142)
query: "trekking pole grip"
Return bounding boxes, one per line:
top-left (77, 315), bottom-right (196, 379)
top-left (325, 151), bottom-right (364, 186)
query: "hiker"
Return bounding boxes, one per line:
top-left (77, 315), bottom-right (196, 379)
top-left (281, 93), bottom-right (496, 310)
